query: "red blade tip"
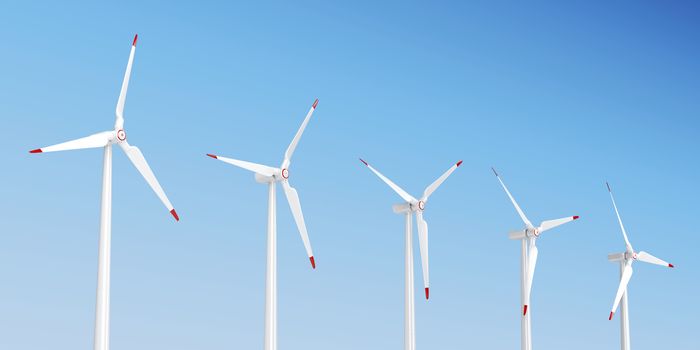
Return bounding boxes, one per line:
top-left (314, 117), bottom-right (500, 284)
top-left (29, 149), bottom-right (42, 153)
top-left (170, 209), bottom-right (179, 221)
top-left (206, 154), bottom-right (218, 159)
top-left (425, 288), bottom-right (429, 300)
top-left (309, 256), bottom-right (316, 269)
top-left (312, 99), bottom-right (319, 109)
top-left (359, 158), bottom-right (368, 166)
top-left (456, 160), bottom-right (463, 167)
top-left (132, 34), bottom-right (138, 46)
top-left (573, 215), bottom-right (580, 220)
top-left (669, 263), bottom-right (674, 268)
top-left (523, 305), bottom-right (528, 316)
top-left (609, 312), bottom-right (614, 320)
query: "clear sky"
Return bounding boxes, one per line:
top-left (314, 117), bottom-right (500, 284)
top-left (1, 1), bottom-right (698, 349)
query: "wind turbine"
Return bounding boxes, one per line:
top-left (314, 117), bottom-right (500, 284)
top-left (206, 99), bottom-right (318, 350)
top-left (605, 182), bottom-right (674, 350)
top-left (492, 168), bottom-right (578, 350)
top-left (29, 34), bottom-right (179, 350)
top-left (359, 158), bottom-right (461, 350)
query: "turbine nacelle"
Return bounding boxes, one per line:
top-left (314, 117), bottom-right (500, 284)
top-left (508, 228), bottom-right (540, 240)
top-left (392, 200), bottom-right (425, 214)
top-left (528, 227), bottom-right (540, 237)
top-left (254, 168), bottom-right (286, 184)
top-left (103, 128), bottom-right (128, 144)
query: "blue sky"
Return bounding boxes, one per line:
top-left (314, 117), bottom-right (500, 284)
top-left (1, 1), bottom-right (698, 349)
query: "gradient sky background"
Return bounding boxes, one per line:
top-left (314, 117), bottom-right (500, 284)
top-left (1, 1), bottom-right (698, 349)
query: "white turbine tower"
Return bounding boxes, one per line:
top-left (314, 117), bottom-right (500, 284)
top-left (359, 158), bottom-right (462, 350)
top-left (492, 168), bottom-right (578, 350)
top-left (206, 99), bottom-right (319, 350)
top-left (605, 182), bottom-right (674, 350)
top-left (29, 34), bottom-right (179, 350)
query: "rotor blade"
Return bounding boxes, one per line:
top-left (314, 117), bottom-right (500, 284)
top-left (607, 182), bottom-right (633, 252)
top-left (421, 160), bottom-right (462, 202)
top-left (637, 251), bottom-right (674, 268)
top-left (359, 159), bottom-right (416, 203)
top-left (207, 154), bottom-right (278, 177)
top-left (524, 239), bottom-right (538, 316)
top-left (415, 210), bottom-right (430, 300)
top-left (609, 262), bottom-right (634, 320)
top-left (29, 131), bottom-right (112, 154)
top-left (492, 168), bottom-right (533, 228)
top-left (119, 141), bottom-right (178, 221)
top-left (115, 34), bottom-right (138, 130)
top-left (281, 180), bottom-right (315, 269)
top-left (282, 99), bottom-right (318, 169)
top-left (538, 216), bottom-right (580, 233)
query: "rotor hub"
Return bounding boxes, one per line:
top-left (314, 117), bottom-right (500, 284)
top-left (528, 228), bottom-right (540, 237)
top-left (281, 168), bottom-right (289, 179)
top-left (116, 129), bottom-right (126, 141)
top-left (418, 201), bottom-right (425, 211)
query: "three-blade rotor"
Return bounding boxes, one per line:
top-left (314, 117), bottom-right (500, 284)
top-left (360, 158), bottom-right (462, 300)
top-left (29, 34), bottom-right (179, 221)
top-left (493, 168), bottom-right (579, 315)
top-left (207, 99), bottom-right (319, 269)
top-left (606, 182), bottom-right (673, 320)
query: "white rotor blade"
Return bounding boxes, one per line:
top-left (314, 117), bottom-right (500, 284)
top-left (29, 131), bottom-right (113, 154)
top-left (115, 34), bottom-right (138, 130)
top-left (119, 141), bottom-right (178, 221)
top-left (360, 159), bottom-right (416, 203)
top-left (609, 262), bottom-right (633, 320)
top-left (421, 160), bottom-right (462, 202)
top-left (281, 180), bottom-right (315, 269)
top-left (524, 239), bottom-right (538, 316)
top-left (538, 216), bottom-right (580, 233)
top-left (637, 251), bottom-right (674, 268)
top-left (492, 168), bottom-right (534, 228)
top-left (207, 154), bottom-right (278, 177)
top-left (415, 210), bottom-right (430, 300)
top-left (282, 99), bottom-right (318, 169)
top-left (607, 182), bottom-right (633, 252)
